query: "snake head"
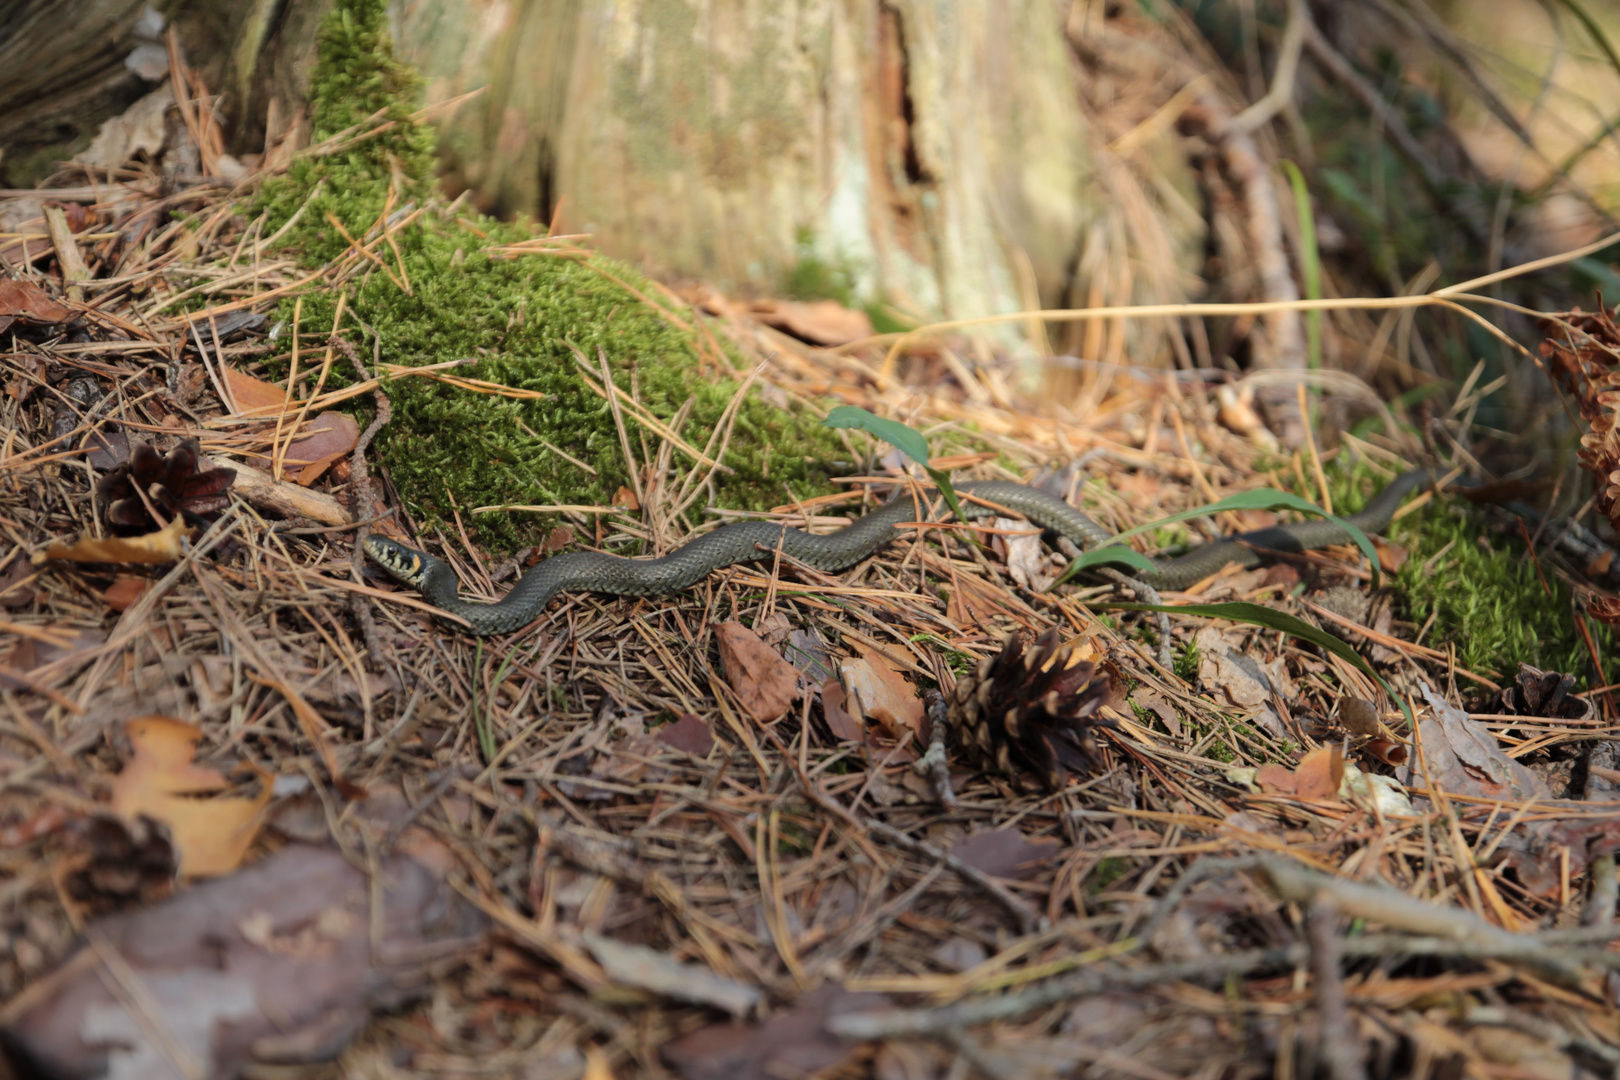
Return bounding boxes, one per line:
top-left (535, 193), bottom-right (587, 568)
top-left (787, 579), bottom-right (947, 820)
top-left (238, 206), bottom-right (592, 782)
top-left (364, 536), bottom-right (429, 588)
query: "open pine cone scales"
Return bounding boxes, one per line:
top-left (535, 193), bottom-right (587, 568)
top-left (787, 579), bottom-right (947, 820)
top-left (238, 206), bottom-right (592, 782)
top-left (950, 628), bottom-right (1114, 789)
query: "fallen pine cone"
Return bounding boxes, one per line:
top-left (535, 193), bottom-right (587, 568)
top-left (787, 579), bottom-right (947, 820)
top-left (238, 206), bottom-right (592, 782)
top-left (951, 628), bottom-right (1114, 789)
top-left (96, 437), bottom-right (234, 534)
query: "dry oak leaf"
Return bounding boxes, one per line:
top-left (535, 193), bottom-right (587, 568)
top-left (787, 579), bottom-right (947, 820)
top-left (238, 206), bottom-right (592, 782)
top-left (819, 679), bottom-right (864, 742)
top-left (37, 514), bottom-right (191, 566)
top-left (1292, 745), bottom-right (1345, 800)
top-left (749, 298), bottom-right (874, 346)
top-left (104, 575), bottom-right (150, 612)
top-left (0, 277), bottom-right (74, 334)
top-left (284, 411), bottom-right (360, 485)
top-left (842, 641), bottom-right (924, 738)
top-left (1254, 746), bottom-right (1343, 800)
top-left (713, 621), bottom-right (799, 723)
top-left (111, 716), bottom-right (270, 877)
top-left (224, 366), bottom-right (292, 414)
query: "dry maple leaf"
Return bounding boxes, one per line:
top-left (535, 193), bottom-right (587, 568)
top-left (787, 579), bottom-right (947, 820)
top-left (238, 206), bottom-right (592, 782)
top-left (950, 628), bottom-right (1114, 789)
top-left (110, 716), bottom-right (270, 877)
top-left (97, 437), bottom-right (234, 534)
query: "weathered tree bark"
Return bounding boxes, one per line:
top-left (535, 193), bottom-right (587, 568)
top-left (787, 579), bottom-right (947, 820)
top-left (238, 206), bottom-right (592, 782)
top-left (0, 0), bottom-right (151, 183)
top-left (400, 0), bottom-right (1108, 325)
top-left (1, 0), bottom-right (1206, 345)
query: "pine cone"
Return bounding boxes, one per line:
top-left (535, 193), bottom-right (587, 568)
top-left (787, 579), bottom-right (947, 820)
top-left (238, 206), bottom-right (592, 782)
top-left (97, 438), bottom-right (234, 534)
top-left (951, 628), bottom-right (1114, 789)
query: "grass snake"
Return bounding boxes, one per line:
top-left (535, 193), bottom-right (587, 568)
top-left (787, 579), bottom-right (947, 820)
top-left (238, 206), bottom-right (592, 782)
top-left (364, 468), bottom-right (1446, 636)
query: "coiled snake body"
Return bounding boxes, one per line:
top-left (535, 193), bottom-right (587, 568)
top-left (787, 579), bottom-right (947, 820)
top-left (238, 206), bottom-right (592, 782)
top-left (365, 469), bottom-right (1444, 636)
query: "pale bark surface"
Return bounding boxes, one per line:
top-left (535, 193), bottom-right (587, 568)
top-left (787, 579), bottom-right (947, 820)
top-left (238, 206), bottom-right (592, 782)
top-left (0, 0), bottom-right (1207, 339)
top-left (396, 0), bottom-right (1112, 324)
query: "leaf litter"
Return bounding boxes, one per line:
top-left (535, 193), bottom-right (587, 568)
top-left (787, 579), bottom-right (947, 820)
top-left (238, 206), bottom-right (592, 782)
top-left (3, 57), bottom-right (1620, 1080)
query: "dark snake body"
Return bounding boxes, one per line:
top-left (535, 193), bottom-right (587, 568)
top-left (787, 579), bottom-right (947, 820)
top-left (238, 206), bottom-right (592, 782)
top-left (365, 469), bottom-right (1443, 636)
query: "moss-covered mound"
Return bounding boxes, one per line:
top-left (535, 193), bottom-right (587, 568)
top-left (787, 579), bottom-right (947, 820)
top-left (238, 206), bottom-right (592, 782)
top-left (1321, 464), bottom-right (1612, 687)
top-left (255, 0), bottom-right (839, 552)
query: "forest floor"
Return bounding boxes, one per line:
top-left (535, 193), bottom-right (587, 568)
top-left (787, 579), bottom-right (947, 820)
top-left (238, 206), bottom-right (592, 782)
top-left (5, 123), bottom-right (1620, 1080)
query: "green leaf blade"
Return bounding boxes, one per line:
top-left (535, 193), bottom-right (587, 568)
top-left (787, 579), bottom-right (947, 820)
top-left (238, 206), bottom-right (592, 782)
top-left (823, 405), bottom-right (931, 466)
top-left (1108, 488), bottom-right (1381, 586)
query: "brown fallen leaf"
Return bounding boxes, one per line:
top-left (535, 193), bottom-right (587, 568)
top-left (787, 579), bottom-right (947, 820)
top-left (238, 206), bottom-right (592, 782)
top-left (5, 353), bottom-right (43, 403)
top-left (842, 642), bottom-right (923, 738)
top-left (1373, 537), bottom-right (1409, 573)
top-left (1252, 763), bottom-right (1298, 795)
top-left (544, 526), bottom-right (575, 554)
top-left (76, 85), bottom-right (173, 170)
top-left (1129, 686), bottom-right (1181, 738)
top-left (949, 828), bottom-right (1061, 881)
top-left (749, 299), bottom-right (874, 347)
top-left (4, 841), bottom-right (488, 1078)
top-left (1400, 682), bottom-right (1550, 804)
top-left (1251, 747), bottom-right (1343, 800)
top-left (713, 621), bottom-right (799, 724)
top-left (1293, 746), bottom-right (1344, 800)
top-left (0, 276), bottom-right (74, 334)
top-left (37, 514), bottom-right (192, 565)
top-left (819, 680), bottom-right (863, 742)
top-left (225, 366), bottom-right (292, 413)
top-left (86, 429), bottom-right (129, 470)
top-left (657, 713), bottom-right (716, 756)
top-left (1194, 626), bottom-right (1290, 740)
top-left (995, 515), bottom-right (1056, 592)
top-left (104, 575), bottom-right (150, 612)
top-left (662, 983), bottom-right (887, 1080)
top-left (110, 716), bottom-right (270, 877)
top-left (783, 627), bottom-right (833, 685)
top-left (285, 411), bottom-right (360, 485)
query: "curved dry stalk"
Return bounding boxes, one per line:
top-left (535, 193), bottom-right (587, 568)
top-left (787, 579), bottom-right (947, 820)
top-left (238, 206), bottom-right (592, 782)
top-left (858, 230), bottom-right (1620, 372)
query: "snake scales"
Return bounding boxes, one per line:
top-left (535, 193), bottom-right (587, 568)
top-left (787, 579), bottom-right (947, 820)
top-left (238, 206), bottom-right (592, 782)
top-left (364, 469), bottom-right (1445, 635)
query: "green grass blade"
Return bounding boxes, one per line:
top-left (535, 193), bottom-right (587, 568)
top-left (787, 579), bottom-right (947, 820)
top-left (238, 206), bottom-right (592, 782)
top-left (1282, 160), bottom-right (1321, 370)
top-left (1065, 544), bottom-right (1161, 577)
top-left (1057, 487), bottom-right (1379, 585)
top-left (821, 404), bottom-right (969, 533)
top-left (1125, 488), bottom-right (1378, 575)
top-left (823, 405), bottom-right (930, 466)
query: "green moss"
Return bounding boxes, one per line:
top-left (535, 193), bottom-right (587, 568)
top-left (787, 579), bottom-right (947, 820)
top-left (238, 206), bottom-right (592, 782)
top-left (1392, 496), bottom-right (1611, 685)
top-left (783, 227), bottom-right (914, 337)
top-left (254, 0), bottom-right (840, 552)
top-left (1088, 856), bottom-right (1130, 893)
top-left (1172, 639), bottom-right (1201, 683)
top-left (1315, 464), bottom-right (1613, 687)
